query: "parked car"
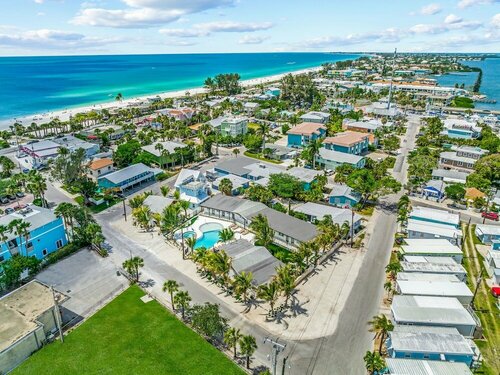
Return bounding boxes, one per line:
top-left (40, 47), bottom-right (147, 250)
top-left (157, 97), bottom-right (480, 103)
top-left (5, 207), bottom-right (15, 214)
top-left (16, 192), bottom-right (25, 198)
top-left (491, 286), bottom-right (500, 298)
top-left (0, 196), bottom-right (8, 204)
top-left (482, 211), bottom-right (499, 221)
top-left (6, 195), bottom-right (16, 201)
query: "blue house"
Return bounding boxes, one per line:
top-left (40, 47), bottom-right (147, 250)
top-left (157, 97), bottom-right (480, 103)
top-left (386, 325), bottom-right (477, 367)
top-left (98, 163), bottom-right (162, 193)
top-left (287, 122), bottom-right (326, 147)
top-left (475, 224), bottom-right (500, 244)
top-left (0, 205), bottom-right (67, 263)
top-left (328, 184), bottom-right (361, 208)
top-left (212, 174), bottom-right (250, 196)
top-left (322, 131), bottom-right (370, 155)
top-left (316, 148), bottom-right (366, 171)
top-left (174, 168), bottom-right (210, 207)
top-left (422, 180), bottom-right (446, 201)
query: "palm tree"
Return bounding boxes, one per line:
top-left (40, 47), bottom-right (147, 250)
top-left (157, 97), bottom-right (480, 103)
top-left (223, 327), bottom-right (242, 358)
top-left (368, 314), bottom-right (394, 354)
top-left (0, 224), bottom-right (10, 251)
top-left (257, 280), bottom-right (279, 314)
top-left (132, 205), bottom-right (152, 231)
top-left (303, 138), bottom-right (323, 169)
top-left (276, 264), bottom-right (296, 306)
top-left (232, 271), bottom-right (254, 303)
top-left (122, 256), bottom-right (144, 282)
top-left (26, 172), bottom-right (47, 207)
top-left (162, 280), bottom-right (179, 310)
top-left (218, 228), bottom-right (234, 243)
top-left (232, 148), bottom-right (240, 157)
top-left (218, 178), bottom-right (233, 196)
top-left (173, 290), bottom-right (191, 320)
top-left (239, 335), bottom-right (257, 369)
top-left (185, 236), bottom-right (197, 254)
top-left (363, 350), bottom-right (386, 375)
top-left (249, 214), bottom-right (274, 247)
top-left (291, 241), bottom-right (312, 272)
top-left (6, 181), bottom-right (21, 208)
top-left (178, 200), bottom-right (190, 218)
top-left (11, 219), bottom-right (31, 256)
top-left (256, 122), bottom-right (271, 155)
top-left (160, 185), bottom-right (170, 197)
top-left (209, 250), bottom-right (232, 285)
top-left (385, 262), bottom-right (402, 281)
top-left (55, 202), bottom-right (77, 241)
top-left (384, 281), bottom-right (393, 300)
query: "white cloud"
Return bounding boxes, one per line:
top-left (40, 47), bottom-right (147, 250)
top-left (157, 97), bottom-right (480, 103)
top-left (0, 28), bottom-right (123, 50)
top-left (37, 12), bottom-right (46, 16)
top-left (72, 0), bottom-right (237, 28)
top-left (410, 23), bottom-right (447, 34)
top-left (444, 14), bottom-right (462, 24)
top-left (457, 0), bottom-right (498, 8)
top-left (159, 21), bottom-right (273, 37)
top-left (420, 3), bottom-right (442, 15)
top-left (298, 28), bottom-right (403, 49)
top-left (238, 35), bottom-right (270, 44)
top-left (491, 13), bottom-right (500, 28)
top-left (34, 0), bottom-right (44, 3)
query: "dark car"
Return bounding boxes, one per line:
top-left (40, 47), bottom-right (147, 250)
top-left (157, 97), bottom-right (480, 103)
top-left (482, 211), bottom-right (499, 221)
top-left (0, 196), bottom-right (9, 204)
top-left (5, 207), bottom-right (15, 214)
top-left (6, 195), bottom-right (16, 201)
top-left (16, 192), bottom-right (25, 198)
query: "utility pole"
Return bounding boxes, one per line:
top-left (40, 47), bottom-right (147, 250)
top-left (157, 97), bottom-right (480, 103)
top-left (122, 197), bottom-right (127, 221)
top-left (351, 209), bottom-right (354, 248)
top-left (51, 285), bottom-right (64, 343)
top-left (387, 48), bottom-right (397, 110)
top-left (471, 268), bottom-right (485, 309)
top-left (281, 356), bottom-right (290, 375)
top-left (263, 337), bottom-right (286, 375)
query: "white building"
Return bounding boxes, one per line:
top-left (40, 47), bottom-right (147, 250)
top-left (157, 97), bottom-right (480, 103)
top-left (401, 239), bottom-right (463, 263)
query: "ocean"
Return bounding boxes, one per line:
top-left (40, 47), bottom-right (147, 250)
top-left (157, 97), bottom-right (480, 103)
top-left (431, 58), bottom-right (500, 110)
top-left (0, 52), bottom-right (360, 121)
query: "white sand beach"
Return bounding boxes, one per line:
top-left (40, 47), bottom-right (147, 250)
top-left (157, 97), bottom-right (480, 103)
top-left (0, 66), bottom-right (321, 130)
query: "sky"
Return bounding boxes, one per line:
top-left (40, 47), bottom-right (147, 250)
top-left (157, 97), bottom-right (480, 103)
top-left (0, 0), bottom-right (499, 56)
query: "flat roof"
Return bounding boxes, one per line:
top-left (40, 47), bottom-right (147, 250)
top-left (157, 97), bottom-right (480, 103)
top-left (222, 239), bottom-right (283, 285)
top-left (0, 280), bottom-right (67, 352)
top-left (99, 163), bottom-right (162, 184)
top-left (440, 151), bottom-right (477, 165)
top-left (386, 358), bottom-right (472, 375)
top-left (475, 224), bottom-right (500, 236)
top-left (400, 261), bottom-right (466, 275)
top-left (143, 195), bottom-right (174, 214)
top-left (0, 205), bottom-right (59, 241)
top-left (397, 272), bottom-right (460, 282)
top-left (407, 220), bottom-right (462, 240)
top-left (391, 295), bottom-right (476, 327)
top-left (213, 174), bottom-right (250, 189)
top-left (390, 325), bottom-right (473, 355)
top-left (294, 202), bottom-right (362, 225)
top-left (396, 280), bottom-right (473, 299)
top-left (431, 168), bottom-right (470, 182)
top-left (141, 141), bottom-right (187, 157)
top-left (287, 122), bottom-right (326, 136)
top-left (287, 167), bottom-right (323, 183)
top-left (410, 207), bottom-right (459, 226)
top-left (323, 131), bottom-right (369, 147)
top-left (404, 255), bottom-right (458, 264)
top-left (402, 239), bottom-right (462, 256)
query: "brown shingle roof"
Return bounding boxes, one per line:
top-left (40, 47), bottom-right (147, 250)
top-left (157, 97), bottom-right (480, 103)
top-left (88, 158), bottom-right (113, 171)
top-left (287, 122), bottom-right (326, 136)
top-left (323, 131), bottom-right (369, 147)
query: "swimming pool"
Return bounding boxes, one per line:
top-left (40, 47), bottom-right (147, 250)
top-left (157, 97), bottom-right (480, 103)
top-left (184, 222), bottom-right (224, 249)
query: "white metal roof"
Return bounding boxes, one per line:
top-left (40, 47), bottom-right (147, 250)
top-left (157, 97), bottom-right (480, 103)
top-left (397, 272), bottom-right (460, 282)
top-left (407, 220), bottom-right (462, 240)
top-left (386, 358), bottom-right (472, 375)
top-left (400, 261), bottom-right (466, 275)
top-left (396, 280), bottom-right (473, 299)
top-left (404, 255), bottom-right (458, 264)
top-left (402, 239), bottom-right (462, 256)
top-left (475, 224), bottom-right (500, 236)
top-left (410, 207), bottom-right (459, 227)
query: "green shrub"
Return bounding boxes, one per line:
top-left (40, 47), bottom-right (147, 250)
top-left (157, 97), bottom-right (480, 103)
top-left (43, 242), bottom-right (83, 266)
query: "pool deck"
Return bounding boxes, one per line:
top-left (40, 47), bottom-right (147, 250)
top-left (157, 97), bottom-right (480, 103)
top-left (175, 215), bottom-right (254, 247)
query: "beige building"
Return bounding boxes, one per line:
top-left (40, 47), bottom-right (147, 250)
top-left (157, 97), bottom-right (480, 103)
top-left (0, 280), bottom-right (67, 373)
top-left (88, 158), bottom-right (114, 180)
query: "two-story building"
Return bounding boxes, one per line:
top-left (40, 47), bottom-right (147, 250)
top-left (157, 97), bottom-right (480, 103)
top-left (322, 131), bottom-right (370, 155)
top-left (141, 141), bottom-right (189, 168)
top-left (315, 148), bottom-right (366, 171)
top-left (98, 163), bottom-right (162, 193)
top-left (0, 205), bottom-right (67, 263)
top-left (439, 146), bottom-right (488, 172)
top-left (287, 122), bottom-right (327, 147)
top-left (220, 117), bottom-right (248, 137)
top-left (442, 118), bottom-right (481, 139)
top-left (174, 168), bottom-right (210, 207)
top-left (299, 111), bottom-right (330, 124)
top-left (88, 158), bottom-right (114, 181)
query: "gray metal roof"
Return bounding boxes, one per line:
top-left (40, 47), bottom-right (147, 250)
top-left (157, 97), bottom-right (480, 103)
top-left (100, 163), bottom-right (162, 184)
top-left (317, 148), bottom-right (365, 164)
top-left (141, 141), bottom-right (187, 157)
top-left (391, 295), bottom-right (476, 327)
top-left (404, 256), bottom-right (458, 265)
top-left (396, 280), bottom-right (473, 300)
top-left (400, 261), bottom-right (466, 275)
top-left (328, 183), bottom-right (360, 201)
top-left (287, 167), bottom-right (323, 183)
top-left (222, 239), bottom-right (282, 285)
top-left (397, 272), bottom-right (460, 283)
top-left (201, 195), bottom-right (318, 243)
top-left (386, 358), bottom-right (472, 375)
top-left (143, 195), bottom-right (174, 214)
top-left (389, 325), bottom-right (473, 355)
top-left (432, 168), bottom-right (470, 182)
top-left (0, 205), bottom-right (59, 240)
top-left (293, 202), bottom-right (362, 225)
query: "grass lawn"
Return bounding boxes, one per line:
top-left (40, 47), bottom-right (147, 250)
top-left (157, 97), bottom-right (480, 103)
top-left (74, 195), bottom-right (122, 213)
top-left (14, 286), bottom-right (244, 375)
top-left (243, 151), bottom-right (282, 164)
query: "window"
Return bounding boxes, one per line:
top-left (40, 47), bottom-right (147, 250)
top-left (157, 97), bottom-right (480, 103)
top-left (27, 242), bottom-right (34, 251)
top-left (56, 239), bottom-right (63, 249)
top-left (42, 249), bottom-right (48, 256)
top-left (0, 255), bottom-right (4, 262)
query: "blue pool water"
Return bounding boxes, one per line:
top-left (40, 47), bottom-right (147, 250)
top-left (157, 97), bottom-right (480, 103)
top-left (194, 230), bottom-right (221, 249)
top-left (0, 52), bottom-right (361, 121)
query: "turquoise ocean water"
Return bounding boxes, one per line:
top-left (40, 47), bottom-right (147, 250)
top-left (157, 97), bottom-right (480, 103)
top-left (431, 58), bottom-right (500, 110)
top-left (0, 53), bottom-right (360, 121)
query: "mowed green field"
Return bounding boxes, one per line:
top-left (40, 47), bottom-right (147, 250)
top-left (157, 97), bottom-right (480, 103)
top-left (14, 286), bottom-right (244, 375)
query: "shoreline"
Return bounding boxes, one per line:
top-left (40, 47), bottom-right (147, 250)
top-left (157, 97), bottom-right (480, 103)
top-left (0, 66), bottom-right (321, 130)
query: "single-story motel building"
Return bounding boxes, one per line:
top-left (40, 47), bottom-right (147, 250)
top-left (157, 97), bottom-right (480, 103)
top-left (391, 295), bottom-right (480, 338)
top-left (400, 260), bottom-right (467, 282)
top-left (475, 224), bottom-right (500, 245)
top-left (386, 325), bottom-right (478, 367)
top-left (400, 239), bottom-right (463, 263)
top-left (293, 202), bottom-right (362, 233)
top-left (385, 358), bottom-right (472, 375)
top-left (315, 148), bottom-right (366, 171)
top-left (0, 281), bottom-right (67, 374)
top-left (200, 195), bottom-right (318, 250)
top-left (406, 220), bottom-right (462, 246)
top-left (98, 163), bottom-right (162, 193)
